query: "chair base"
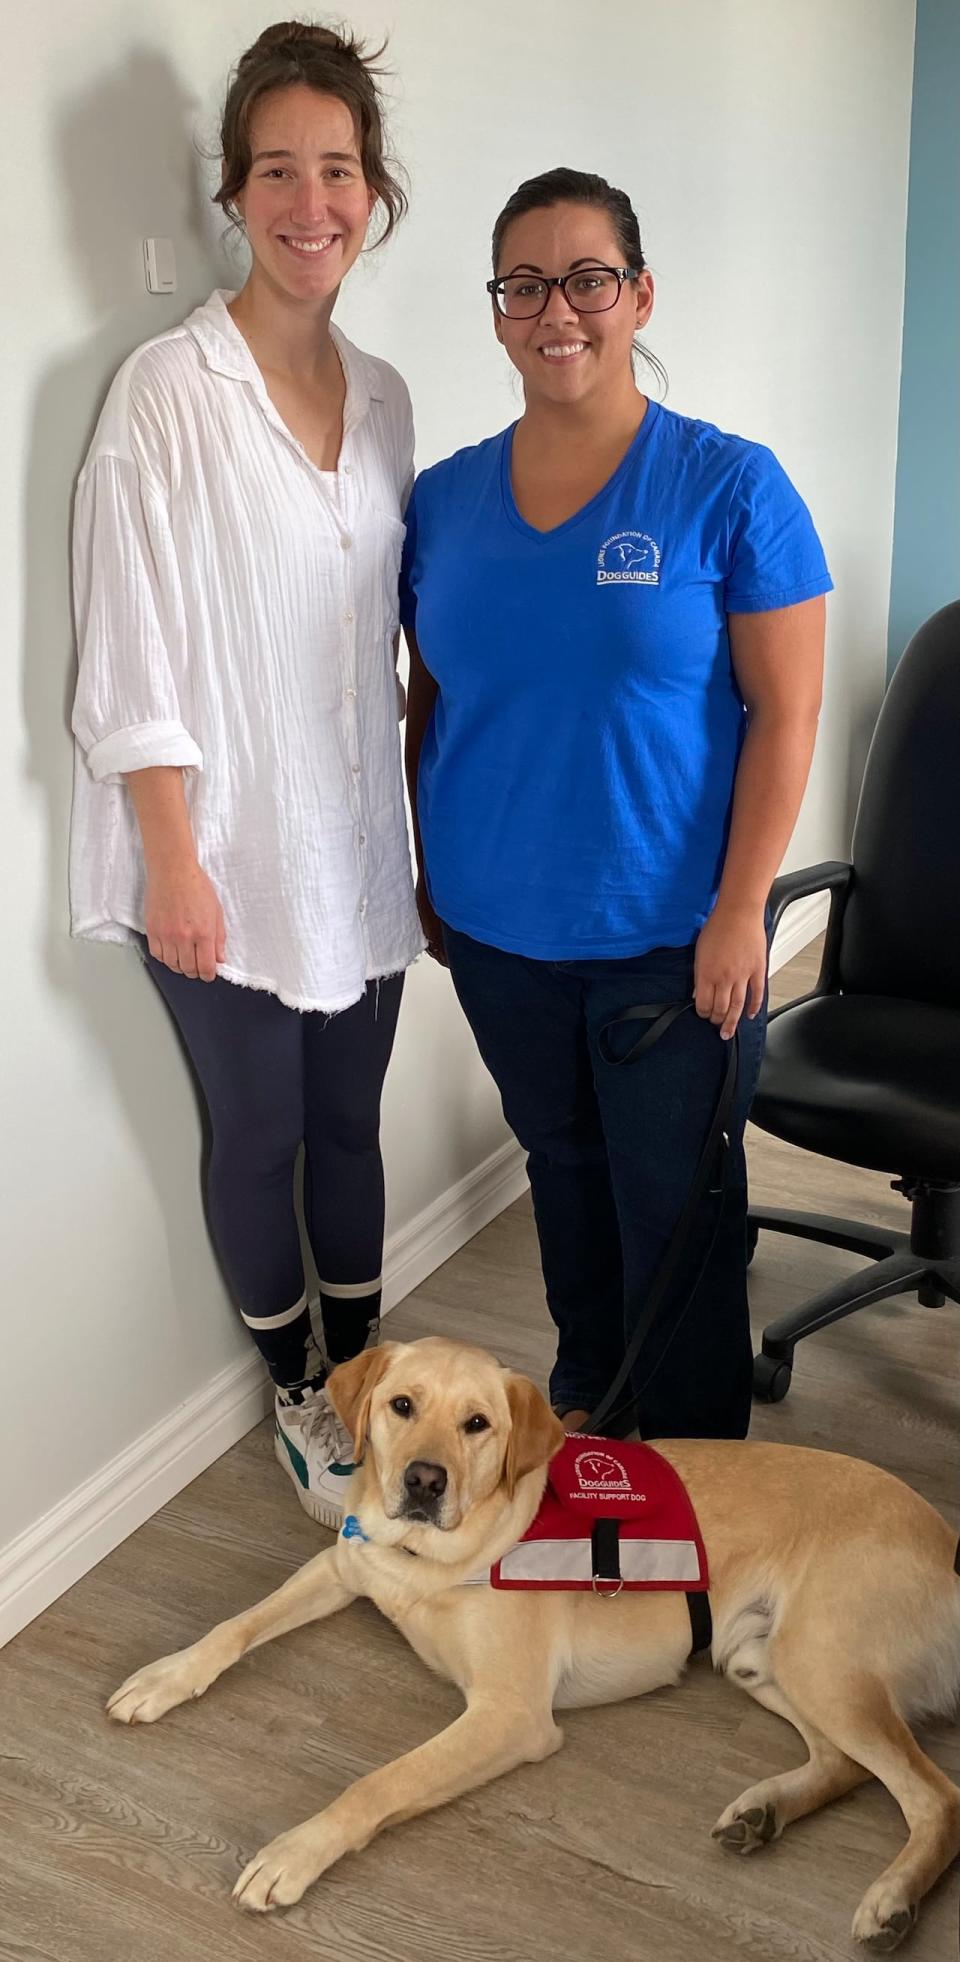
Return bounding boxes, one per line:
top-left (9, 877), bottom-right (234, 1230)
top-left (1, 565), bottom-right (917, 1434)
top-left (748, 1187), bottom-right (960, 1403)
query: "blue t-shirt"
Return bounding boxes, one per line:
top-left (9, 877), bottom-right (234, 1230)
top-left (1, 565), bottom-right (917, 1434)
top-left (399, 402), bottom-right (832, 959)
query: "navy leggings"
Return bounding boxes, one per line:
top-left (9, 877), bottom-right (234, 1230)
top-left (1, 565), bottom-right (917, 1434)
top-left (145, 955), bottom-right (403, 1388)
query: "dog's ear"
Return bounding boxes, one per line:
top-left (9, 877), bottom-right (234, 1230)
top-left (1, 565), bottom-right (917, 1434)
top-left (503, 1374), bottom-right (565, 1496)
top-left (327, 1345), bottom-right (395, 1463)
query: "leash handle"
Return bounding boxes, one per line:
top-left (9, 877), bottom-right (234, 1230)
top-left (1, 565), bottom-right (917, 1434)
top-left (581, 1001), bottom-right (739, 1438)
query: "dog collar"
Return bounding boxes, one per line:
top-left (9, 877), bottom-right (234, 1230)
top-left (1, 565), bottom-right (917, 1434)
top-left (341, 1513), bottom-right (420, 1558)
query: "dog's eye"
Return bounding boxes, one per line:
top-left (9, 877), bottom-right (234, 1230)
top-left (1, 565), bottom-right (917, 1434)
top-left (463, 1413), bottom-right (490, 1434)
top-left (390, 1396), bottom-right (414, 1419)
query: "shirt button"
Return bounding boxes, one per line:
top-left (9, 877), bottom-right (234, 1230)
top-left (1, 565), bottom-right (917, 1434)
top-left (359, 899), bottom-right (367, 918)
top-left (345, 686), bottom-right (357, 700)
top-left (359, 833), bottom-right (366, 846)
top-left (340, 534), bottom-right (353, 550)
top-left (352, 762), bottom-right (361, 775)
top-left (344, 610), bottom-right (354, 623)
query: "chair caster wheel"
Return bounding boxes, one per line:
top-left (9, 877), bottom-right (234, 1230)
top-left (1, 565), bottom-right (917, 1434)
top-left (746, 1221), bottom-right (759, 1267)
top-left (753, 1352), bottom-right (792, 1402)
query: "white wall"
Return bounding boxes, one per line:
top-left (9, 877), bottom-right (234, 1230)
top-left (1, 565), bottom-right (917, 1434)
top-left (1, 1), bottom-right (914, 1615)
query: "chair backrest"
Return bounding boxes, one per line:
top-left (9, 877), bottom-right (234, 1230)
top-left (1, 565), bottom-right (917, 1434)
top-left (839, 599), bottom-right (960, 1007)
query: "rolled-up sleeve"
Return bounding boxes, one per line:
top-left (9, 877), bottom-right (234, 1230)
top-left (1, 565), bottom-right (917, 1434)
top-left (72, 455), bottom-right (202, 785)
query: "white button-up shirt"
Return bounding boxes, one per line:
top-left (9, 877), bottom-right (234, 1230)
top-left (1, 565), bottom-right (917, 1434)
top-left (70, 289), bottom-right (424, 1012)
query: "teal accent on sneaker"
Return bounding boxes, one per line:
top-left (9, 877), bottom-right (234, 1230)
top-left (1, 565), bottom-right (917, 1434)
top-left (327, 1461), bottom-right (354, 1479)
top-left (275, 1421), bottom-right (309, 1489)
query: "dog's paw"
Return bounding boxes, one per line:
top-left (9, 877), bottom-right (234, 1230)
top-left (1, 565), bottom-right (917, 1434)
top-left (106, 1648), bottom-right (211, 1725)
top-left (711, 1799), bottom-right (779, 1854)
top-left (234, 1824), bottom-right (337, 1912)
top-left (852, 1888), bottom-right (917, 1952)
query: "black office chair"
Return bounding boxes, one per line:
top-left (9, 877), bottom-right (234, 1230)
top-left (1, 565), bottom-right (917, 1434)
top-left (748, 599), bottom-right (960, 1402)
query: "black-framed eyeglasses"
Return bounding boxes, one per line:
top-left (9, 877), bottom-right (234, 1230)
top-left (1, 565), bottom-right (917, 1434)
top-left (486, 265), bottom-right (638, 320)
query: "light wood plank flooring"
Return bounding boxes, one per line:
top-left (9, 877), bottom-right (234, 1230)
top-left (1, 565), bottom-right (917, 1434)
top-left (2, 942), bottom-right (957, 1961)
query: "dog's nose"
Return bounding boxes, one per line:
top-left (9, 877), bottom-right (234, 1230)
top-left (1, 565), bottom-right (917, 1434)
top-left (403, 1460), bottom-right (447, 1502)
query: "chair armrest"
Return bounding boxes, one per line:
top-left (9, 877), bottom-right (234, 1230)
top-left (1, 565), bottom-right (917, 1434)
top-left (768, 860), bottom-right (852, 935)
top-left (768, 860), bottom-right (852, 1002)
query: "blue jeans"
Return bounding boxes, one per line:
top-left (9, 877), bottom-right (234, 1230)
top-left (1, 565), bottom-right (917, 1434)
top-left (443, 926), bottom-right (767, 1438)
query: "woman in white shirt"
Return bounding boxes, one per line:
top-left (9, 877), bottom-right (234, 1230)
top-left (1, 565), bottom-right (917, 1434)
top-left (70, 21), bottom-right (423, 1527)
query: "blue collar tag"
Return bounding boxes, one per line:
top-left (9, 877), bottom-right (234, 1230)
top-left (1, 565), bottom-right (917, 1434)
top-left (341, 1514), bottom-right (371, 1543)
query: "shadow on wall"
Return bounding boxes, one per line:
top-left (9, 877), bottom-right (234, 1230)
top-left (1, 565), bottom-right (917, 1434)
top-left (20, 48), bottom-right (242, 1335)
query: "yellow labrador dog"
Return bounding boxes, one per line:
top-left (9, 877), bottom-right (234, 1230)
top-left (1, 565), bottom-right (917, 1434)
top-left (108, 1337), bottom-right (960, 1950)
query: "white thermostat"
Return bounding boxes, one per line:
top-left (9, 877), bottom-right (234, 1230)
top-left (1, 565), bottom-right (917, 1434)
top-left (143, 237), bottom-right (177, 295)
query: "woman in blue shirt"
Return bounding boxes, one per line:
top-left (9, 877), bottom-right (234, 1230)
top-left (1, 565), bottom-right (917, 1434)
top-left (402, 168), bottom-right (830, 1439)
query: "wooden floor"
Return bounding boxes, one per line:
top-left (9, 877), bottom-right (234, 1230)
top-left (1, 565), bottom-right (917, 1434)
top-left (2, 943), bottom-right (958, 1961)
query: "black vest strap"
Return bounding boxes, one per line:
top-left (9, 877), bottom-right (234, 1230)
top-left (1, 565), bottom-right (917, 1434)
top-left (591, 1517), bottom-right (621, 1582)
top-left (686, 1590), bottom-right (713, 1656)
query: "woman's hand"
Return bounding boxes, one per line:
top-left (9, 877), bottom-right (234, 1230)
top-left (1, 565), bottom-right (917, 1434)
top-left (693, 901), bottom-right (767, 1040)
top-left (416, 878), bottom-right (447, 967)
top-left (145, 858), bottom-right (226, 981)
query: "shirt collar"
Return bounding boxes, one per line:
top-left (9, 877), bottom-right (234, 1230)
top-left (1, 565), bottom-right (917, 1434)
top-left (184, 288), bottom-right (385, 431)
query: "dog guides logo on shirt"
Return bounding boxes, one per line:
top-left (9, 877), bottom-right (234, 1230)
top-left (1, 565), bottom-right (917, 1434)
top-left (596, 530), bottom-right (660, 586)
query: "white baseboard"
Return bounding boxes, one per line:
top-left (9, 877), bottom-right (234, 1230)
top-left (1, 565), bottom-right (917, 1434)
top-left (769, 890), bottom-right (831, 975)
top-left (1, 900), bottom-right (825, 1650)
top-left (0, 1138), bottom-right (527, 1649)
top-left (0, 1352), bottom-right (275, 1649)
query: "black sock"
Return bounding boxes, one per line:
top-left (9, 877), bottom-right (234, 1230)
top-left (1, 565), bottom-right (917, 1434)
top-left (320, 1287), bottom-right (381, 1367)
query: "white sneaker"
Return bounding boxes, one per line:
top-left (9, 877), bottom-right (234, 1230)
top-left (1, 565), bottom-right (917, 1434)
top-left (274, 1389), bottom-right (357, 1528)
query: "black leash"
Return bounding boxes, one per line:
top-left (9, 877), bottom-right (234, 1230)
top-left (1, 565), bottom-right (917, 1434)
top-left (576, 999), bottom-right (740, 1657)
top-left (578, 1000), bottom-right (739, 1440)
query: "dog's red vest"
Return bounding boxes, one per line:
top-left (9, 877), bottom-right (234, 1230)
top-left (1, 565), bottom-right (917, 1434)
top-left (488, 1436), bottom-right (708, 1594)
